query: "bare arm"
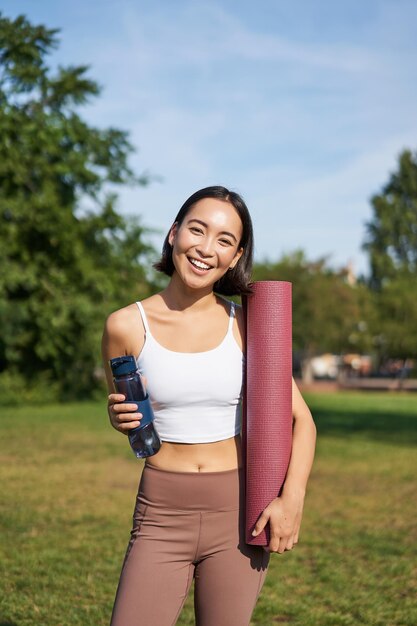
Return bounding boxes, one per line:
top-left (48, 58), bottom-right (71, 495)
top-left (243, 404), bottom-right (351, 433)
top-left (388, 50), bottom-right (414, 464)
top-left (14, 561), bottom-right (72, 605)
top-left (281, 377), bottom-right (317, 498)
top-left (252, 377), bottom-right (317, 552)
top-left (101, 308), bottom-right (145, 434)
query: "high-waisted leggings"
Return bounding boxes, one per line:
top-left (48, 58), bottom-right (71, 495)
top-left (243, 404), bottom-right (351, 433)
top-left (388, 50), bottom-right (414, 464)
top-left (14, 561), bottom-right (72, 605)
top-left (110, 464), bottom-right (270, 626)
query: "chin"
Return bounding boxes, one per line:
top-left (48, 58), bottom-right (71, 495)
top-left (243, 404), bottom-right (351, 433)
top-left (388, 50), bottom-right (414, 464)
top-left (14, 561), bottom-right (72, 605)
top-left (182, 272), bottom-right (216, 291)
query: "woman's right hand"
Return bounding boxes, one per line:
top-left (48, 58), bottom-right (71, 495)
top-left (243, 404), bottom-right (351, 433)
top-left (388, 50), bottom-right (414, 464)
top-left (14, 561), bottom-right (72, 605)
top-left (107, 394), bottom-right (142, 434)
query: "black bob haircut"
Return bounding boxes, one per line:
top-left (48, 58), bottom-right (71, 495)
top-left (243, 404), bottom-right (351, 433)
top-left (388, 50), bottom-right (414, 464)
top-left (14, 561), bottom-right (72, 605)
top-left (153, 186), bottom-right (254, 296)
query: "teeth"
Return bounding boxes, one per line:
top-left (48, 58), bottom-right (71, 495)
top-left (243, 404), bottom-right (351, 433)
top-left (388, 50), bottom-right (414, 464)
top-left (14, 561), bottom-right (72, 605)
top-left (190, 258), bottom-right (211, 270)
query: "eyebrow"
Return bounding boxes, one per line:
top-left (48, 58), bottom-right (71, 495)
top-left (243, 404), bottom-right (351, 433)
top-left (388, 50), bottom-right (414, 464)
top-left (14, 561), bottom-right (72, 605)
top-left (186, 218), bottom-right (238, 243)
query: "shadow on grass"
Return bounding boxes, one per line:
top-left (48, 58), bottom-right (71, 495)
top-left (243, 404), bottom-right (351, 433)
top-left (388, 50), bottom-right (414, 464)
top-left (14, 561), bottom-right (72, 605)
top-left (311, 403), bottom-right (417, 446)
top-left (0, 621), bottom-right (19, 626)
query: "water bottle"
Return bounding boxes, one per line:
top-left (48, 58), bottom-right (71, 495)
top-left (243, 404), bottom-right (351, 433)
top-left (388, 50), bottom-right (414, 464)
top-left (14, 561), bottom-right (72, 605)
top-left (110, 355), bottom-right (161, 458)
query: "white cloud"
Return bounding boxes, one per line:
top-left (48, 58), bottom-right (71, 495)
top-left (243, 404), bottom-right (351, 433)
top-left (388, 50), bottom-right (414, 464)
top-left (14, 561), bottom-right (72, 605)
top-left (111, 1), bottom-right (381, 74)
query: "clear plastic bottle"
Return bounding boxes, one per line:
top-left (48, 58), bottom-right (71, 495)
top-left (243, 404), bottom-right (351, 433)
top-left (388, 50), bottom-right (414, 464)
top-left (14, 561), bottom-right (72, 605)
top-left (110, 355), bottom-right (161, 458)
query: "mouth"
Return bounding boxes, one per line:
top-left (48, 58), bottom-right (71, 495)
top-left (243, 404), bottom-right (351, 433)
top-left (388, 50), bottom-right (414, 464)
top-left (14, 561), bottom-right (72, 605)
top-left (187, 257), bottom-right (213, 272)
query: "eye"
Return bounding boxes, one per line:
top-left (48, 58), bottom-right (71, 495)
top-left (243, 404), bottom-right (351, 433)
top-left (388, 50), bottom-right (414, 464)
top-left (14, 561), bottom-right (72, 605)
top-left (219, 238), bottom-right (233, 246)
top-left (190, 226), bottom-right (203, 234)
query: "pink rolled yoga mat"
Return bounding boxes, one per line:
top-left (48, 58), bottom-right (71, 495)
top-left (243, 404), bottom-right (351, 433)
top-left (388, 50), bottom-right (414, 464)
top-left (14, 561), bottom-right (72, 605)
top-left (242, 281), bottom-right (293, 546)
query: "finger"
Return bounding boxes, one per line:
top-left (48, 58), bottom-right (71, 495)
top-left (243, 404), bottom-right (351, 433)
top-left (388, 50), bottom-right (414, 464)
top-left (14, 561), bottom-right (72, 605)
top-left (268, 540), bottom-right (282, 553)
top-left (108, 393), bottom-right (126, 403)
top-left (278, 537), bottom-right (288, 554)
top-left (112, 403), bottom-right (140, 413)
top-left (252, 512), bottom-right (270, 536)
top-left (119, 420), bottom-right (141, 431)
top-left (268, 538), bottom-right (283, 554)
top-left (116, 412), bottom-right (142, 424)
top-left (285, 538), bottom-right (294, 551)
top-left (268, 531), bottom-right (284, 553)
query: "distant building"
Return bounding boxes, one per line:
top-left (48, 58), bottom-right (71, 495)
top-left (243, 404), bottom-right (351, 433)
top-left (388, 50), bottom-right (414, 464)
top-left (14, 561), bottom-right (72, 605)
top-left (341, 259), bottom-right (357, 286)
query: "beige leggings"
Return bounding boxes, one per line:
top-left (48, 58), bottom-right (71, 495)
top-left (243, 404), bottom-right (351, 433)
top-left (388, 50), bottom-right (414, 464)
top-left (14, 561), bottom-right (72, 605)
top-left (110, 464), bottom-right (270, 626)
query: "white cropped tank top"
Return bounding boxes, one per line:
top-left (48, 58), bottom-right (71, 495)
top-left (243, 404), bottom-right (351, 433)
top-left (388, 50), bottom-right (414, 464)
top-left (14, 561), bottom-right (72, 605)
top-left (135, 300), bottom-right (243, 443)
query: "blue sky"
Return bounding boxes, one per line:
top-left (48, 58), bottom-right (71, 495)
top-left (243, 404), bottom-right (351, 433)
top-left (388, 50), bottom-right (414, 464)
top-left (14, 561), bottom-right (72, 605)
top-left (3, 0), bottom-right (417, 277)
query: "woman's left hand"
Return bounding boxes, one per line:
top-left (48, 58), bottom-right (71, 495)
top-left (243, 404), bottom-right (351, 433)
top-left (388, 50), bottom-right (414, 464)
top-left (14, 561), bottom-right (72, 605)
top-left (251, 490), bottom-right (304, 553)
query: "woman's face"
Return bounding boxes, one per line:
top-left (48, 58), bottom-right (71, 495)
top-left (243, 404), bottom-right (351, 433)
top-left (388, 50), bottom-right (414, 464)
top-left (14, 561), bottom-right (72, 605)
top-left (168, 198), bottom-right (244, 291)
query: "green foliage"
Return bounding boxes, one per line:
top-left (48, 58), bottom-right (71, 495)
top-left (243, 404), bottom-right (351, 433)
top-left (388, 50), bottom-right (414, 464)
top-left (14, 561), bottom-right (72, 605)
top-left (362, 149), bottom-right (417, 360)
top-left (0, 13), bottom-right (157, 399)
top-left (253, 250), bottom-right (370, 357)
top-left (363, 149), bottom-right (417, 289)
top-left (369, 273), bottom-right (417, 360)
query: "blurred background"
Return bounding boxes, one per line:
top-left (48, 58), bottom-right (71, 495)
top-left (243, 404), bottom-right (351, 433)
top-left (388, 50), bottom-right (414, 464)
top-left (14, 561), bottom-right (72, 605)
top-left (1, 4), bottom-right (416, 626)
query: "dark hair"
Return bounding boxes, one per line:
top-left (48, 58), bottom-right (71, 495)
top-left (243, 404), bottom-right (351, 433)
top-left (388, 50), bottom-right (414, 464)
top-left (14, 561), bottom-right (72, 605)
top-left (154, 186), bottom-right (254, 295)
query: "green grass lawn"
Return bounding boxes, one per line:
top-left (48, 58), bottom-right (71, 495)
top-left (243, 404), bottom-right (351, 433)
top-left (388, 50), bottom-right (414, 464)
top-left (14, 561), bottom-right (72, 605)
top-left (0, 392), bottom-right (416, 626)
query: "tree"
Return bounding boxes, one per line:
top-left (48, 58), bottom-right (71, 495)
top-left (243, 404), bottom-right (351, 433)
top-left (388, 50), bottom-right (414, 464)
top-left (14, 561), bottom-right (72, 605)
top-left (371, 274), bottom-right (417, 360)
top-left (0, 13), bottom-right (157, 401)
top-left (362, 149), bottom-right (417, 364)
top-left (363, 149), bottom-right (417, 290)
top-left (253, 250), bottom-right (368, 381)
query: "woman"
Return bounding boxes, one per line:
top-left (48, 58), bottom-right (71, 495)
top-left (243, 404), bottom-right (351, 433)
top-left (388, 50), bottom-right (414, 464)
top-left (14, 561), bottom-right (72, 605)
top-left (102, 186), bottom-right (316, 626)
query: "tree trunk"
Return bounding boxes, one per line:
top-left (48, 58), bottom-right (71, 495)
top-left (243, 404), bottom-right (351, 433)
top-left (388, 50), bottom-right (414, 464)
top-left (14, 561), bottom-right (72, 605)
top-left (301, 356), bottom-right (314, 384)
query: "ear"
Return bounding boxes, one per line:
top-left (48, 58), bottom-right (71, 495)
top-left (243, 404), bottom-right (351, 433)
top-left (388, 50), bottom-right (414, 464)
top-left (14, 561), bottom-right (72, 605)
top-left (229, 247), bottom-right (244, 270)
top-left (168, 222), bottom-right (178, 246)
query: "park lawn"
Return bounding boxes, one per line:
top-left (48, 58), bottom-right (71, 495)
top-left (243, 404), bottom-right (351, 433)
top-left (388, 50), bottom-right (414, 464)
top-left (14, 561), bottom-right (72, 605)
top-left (0, 392), bottom-right (416, 626)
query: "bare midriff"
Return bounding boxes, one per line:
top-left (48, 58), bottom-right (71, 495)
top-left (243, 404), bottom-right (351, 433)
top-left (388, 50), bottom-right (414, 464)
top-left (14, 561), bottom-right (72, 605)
top-left (145, 434), bottom-right (242, 473)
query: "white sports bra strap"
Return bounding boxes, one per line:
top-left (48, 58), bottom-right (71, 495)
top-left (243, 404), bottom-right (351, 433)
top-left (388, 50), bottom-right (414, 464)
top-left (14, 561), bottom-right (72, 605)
top-left (228, 301), bottom-right (235, 333)
top-left (136, 301), bottom-right (151, 334)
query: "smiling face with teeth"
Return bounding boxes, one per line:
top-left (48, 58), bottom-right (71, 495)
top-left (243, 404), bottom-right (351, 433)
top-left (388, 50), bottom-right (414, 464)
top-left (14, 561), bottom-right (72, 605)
top-left (168, 198), bottom-right (244, 292)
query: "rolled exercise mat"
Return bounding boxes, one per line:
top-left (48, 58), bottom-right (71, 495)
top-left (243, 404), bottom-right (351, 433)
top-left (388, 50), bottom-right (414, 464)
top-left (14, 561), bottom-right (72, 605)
top-left (242, 281), bottom-right (293, 546)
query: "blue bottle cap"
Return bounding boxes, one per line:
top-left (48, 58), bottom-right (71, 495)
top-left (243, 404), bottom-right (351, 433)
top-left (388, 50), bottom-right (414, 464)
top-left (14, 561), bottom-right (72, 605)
top-left (110, 355), bottom-right (137, 376)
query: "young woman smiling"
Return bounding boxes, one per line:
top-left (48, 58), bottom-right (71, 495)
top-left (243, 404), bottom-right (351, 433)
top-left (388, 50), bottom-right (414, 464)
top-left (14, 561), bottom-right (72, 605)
top-left (102, 186), bottom-right (316, 626)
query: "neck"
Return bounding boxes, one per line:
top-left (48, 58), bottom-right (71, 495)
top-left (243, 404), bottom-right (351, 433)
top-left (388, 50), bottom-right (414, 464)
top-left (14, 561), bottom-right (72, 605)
top-left (161, 272), bottom-right (217, 311)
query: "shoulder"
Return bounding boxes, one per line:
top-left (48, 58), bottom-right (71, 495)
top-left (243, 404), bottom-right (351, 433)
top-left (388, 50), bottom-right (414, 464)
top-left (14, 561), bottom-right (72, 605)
top-left (104, 303), bottom-right (139, 339)
top-left (103, 301), bottom-right (148, 358)
top-left (104, 294), bottom-right (166, 346)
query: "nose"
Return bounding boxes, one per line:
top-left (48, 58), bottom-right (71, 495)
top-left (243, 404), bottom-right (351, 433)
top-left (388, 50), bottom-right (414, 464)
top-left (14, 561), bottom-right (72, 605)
top-left (195, 235), bottom-right (215, 258)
